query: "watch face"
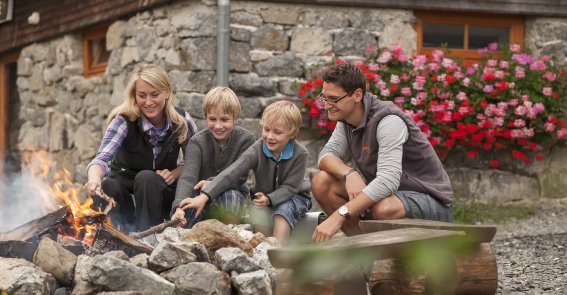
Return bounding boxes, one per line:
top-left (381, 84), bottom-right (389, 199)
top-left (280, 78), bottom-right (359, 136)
top-left (339, 206), bottom-right (348, 216)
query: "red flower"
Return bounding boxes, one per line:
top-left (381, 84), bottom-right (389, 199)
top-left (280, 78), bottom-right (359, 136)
top-left (445, 138), bottom-right (455, 148)
top-left (389, 84), bottom-right (399, 93)
top-left (489, 159), bottom-right (500, 168)
top-left (445, 75), bottom-right (455, 84)
top-left (327, 121), bottom-right (336, 131)
top-left (535, 154), bottom-right (544, 161)
top-left (314, 78), bottom-right (324, 86)
top-left (512, 150), bottom-right (525, 159)
top-left (523, 158), bottom-right (532, 164)
top-left (483, 143), bottom-right (492, 150)
top-left (466, 150), bottom-right (478, 158)
top-left (309, 106), bottom-right (319, 118)
top-left (495, 142), bottom-right (504, 149)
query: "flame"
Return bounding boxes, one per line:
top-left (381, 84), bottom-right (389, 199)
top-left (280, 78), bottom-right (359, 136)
top-left (21, 150), bottom-right (110, 246)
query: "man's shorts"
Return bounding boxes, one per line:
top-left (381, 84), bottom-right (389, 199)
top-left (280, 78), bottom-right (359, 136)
top-left (272, 194), bottom-right (312, 228)
top-left (361, 190), bottom-right (452, 222)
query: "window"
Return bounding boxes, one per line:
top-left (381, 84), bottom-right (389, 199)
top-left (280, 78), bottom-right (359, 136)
top-left (415, 11), bottom-right (524, 64)
top-left (83, 25), bottom-right (110, 77)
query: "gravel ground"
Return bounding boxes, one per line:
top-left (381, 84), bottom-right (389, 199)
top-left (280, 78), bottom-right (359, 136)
top-left (483, 198), bottom-right (567, 294)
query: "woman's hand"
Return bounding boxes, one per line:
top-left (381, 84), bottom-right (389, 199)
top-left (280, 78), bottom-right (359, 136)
top-left (156, 169), bottom-right (175, 185)
top-left (253, 192), bottom-right (270, 208)
top-left (179, 194), bottom-right (209, 218)
top-left (194, 180), bottom-right (211, 190)
top-left (171, 207), bottom-right (187, 227)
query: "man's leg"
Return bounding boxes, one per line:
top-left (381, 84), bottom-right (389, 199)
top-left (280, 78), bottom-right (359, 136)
top-left (311, 170), bottom-right (362, 235)
top-left (133, 170), bottom-right (172, 230)
top-left (370, 194), bottom-right (406, 220)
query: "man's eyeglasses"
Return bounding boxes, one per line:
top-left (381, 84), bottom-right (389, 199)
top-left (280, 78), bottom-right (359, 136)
top-left (318, 90), bottom-right (355, 105)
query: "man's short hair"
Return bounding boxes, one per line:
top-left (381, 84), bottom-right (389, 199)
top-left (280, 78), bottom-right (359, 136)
top-left (261, 100), bottom-right (302, 137)
top-left (322, 62), bottom-right (367, 97)
top-left (202, 86), bottom-right (241, 120)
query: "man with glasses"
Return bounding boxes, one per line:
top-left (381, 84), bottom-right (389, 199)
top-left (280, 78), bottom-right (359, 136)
top-left (311, 62), bottom-right (453, 243)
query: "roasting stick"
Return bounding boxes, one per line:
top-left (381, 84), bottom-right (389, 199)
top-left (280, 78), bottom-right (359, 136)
top-left (94, 189), bottom-right (117, 214)
top-left (129, 219), bottom-right (181, 239)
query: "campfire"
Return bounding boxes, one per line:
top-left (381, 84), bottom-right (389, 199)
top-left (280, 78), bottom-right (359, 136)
top-left (0, 151), bottom-right (152, 258)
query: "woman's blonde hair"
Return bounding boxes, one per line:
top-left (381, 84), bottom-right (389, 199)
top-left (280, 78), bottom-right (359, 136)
top-left (202, 86), bottom-right (241, 120)
top-left (261, 100), bottom-right (302, 137)
top-left (107, 64), bottom-right (189, 143)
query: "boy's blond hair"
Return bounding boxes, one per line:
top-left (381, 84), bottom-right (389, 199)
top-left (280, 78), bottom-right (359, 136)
top-left (261, 100), bottom-right (302, 137)
top-left (202, 86), bottom-right (241, 120)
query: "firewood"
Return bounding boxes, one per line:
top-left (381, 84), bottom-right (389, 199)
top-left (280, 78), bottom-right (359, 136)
top-left (128, 219), bottom-right (181, 240)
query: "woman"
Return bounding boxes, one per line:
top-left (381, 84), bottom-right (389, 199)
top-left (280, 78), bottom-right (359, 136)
top-left (84, 63), bottom-right (197, 231)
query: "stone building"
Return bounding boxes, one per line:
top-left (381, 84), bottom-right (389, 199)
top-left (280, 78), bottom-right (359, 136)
top-left (0, 0), bottom-right (566, 207)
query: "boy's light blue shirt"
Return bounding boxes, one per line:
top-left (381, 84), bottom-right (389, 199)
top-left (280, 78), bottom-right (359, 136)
top-left (262, 141), bottom-right (294, 161)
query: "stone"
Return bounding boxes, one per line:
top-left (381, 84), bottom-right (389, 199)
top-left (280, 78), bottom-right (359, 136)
top-left (32, 237), bottom-right (77, 285)
top-left (251, 241), bottom-right (276, 269)
top-left (54, 35), bottom-right (83, 66)
top-left (291, 27), bottom-right (332, 55)
top-left (0, 257), bottom-right (57, 295)
top-left (254, 52), bottom-right (304, 77)
top-left (251, 24), bottom-right (288, 52)
top-left (43, 64), bottom-right (63, 85)
top-left (298, 9), bottom-right (350, 29)
top-left (48, 111), bottom-right (66, 151)
top-left (333, 28), bottom-right (378, 57)
top-left (171, 4), bottom-right (217, 37)
top-left (239, 97), bottom-right (265, 119)
top-left (231, 11), bottom-right (263, 27)
top-left (250, 49), bottom-right (273, 61)
top-left (379, 22), bottom-right (417, 56)
top-left (230, 25), bottom-right (253, 42)
top-left (260, 6), bottom-right (299, 25)
top-left (230, 41), bottom-right (252, 72)
top-left (248, 232), bottom-right (266, 248)
top-left (29, 63), bottom-right (45, 91)
top-left (229, 73), bottom-right (276, 97)
top-left (181, 219), bottom-right (254, 259)
top-left (169, 70), bottom-right (216, 93)
top-left (106, 49), bottom-right (124, 75)
top-left (18, 122), bottom-right (49, 151)
top-left (129, 254), bottom-right (149, 269)
top-left (231, 270), bottom-right (272, 295)
top-left (121, 47), bottom-right (140, 68)
top-left (148, 241), bottom-right (198, 272)
top-left (17, 57), bottom-right (34, 76)
top-left (180, 37), bottom-right (216, 71)
top-left (106, 21), bottom-right (127, 50)
top-left (215, 247), bottom-right (262, 273)
top-left (277, 78), bottom-right (300, 97)
top-left (160, 262), bottom-right (231, 295)
top-left (103, 251), bottom-right (130, 261)
top-left (175, 91), bottom-right (206, 119)
top-left (84, 255), bottom-right (175, 295)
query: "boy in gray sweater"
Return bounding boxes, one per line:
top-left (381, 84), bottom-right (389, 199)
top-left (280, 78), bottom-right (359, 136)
top-left (171, 87), bottom-right (255, 227)
top-left (175, 100), bottom-right (311, 245)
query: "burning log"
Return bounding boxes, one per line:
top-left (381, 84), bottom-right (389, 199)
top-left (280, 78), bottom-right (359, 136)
top-left (0, 206), bottom-right (69, 242)
top-left (129, 219), bottom-right (180, 240)
top-left (93, 223), bottom-right (153, 256)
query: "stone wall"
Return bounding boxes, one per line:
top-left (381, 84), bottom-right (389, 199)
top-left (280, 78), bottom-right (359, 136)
top-left (9, 0), bottom-right (567, 202)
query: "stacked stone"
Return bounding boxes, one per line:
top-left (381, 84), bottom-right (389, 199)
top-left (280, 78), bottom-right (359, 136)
top-left (0, 219), bottom-right (284, 295)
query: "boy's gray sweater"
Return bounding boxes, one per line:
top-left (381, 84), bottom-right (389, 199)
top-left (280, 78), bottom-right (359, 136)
top-left (201, 139), bottom-right (311, 206)
top-left (172, 126), bottom-right (255, 212)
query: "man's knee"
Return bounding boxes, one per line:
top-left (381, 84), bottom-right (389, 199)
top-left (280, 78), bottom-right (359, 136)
top-left (134, 170), bottom-right (158, 184)
top-left (311, 170), bottom-right (335, 199)
top-left (372, 196), bottom-right (406, 220)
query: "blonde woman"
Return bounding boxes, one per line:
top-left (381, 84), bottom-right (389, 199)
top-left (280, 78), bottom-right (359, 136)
top-left (85, 64), bottom-right (197, 231)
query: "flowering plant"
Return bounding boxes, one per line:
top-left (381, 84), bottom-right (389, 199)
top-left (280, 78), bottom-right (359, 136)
top-left (299, 43), bottom-right (567, 167)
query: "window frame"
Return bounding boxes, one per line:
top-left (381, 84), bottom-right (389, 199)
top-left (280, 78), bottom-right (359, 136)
top-left (414, 11), bottom-right (525, 62)
top-left (82, 25), bottom-right (110, 77)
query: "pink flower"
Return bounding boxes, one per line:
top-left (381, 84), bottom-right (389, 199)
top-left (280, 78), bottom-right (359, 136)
top-left (515, 66), bottom-right (525, 79)
top-left (508, 98), bottom-right (519, 107)
top-left (543, 72), bottom-right (556, 82)
top-left (483, 85), bottom-right (494, 93)
top-left (488, 42), bottom-right (498, 51)
top-left (543, 87), bottom-right (553, 96)
top-left (365, 45), bottom-right (377, 55)
top-left (514, 119), bottom-right (526, 128)
top-left (390, 74), bottom-right (400, 84)
top-left (456, 92), bottom-right (467, 101)
top-left (487, 59), bottom-right (497, 67)
top-left (401, 87), bottom-right (412, 96)
top-left (378, 51), bottom-right (392, 63)
top-left (499, 61), bottom-right (509, 69)
top-left (380, 89), bottom-right (391, 97)
top-left (510, 44), bottom-right (521, 52)
top-left (545, 122), bottom-right (556, 132)
top-left (394, 97), bottom-right (405, 105)
top-left (558, 128), bottom-right (567, 139)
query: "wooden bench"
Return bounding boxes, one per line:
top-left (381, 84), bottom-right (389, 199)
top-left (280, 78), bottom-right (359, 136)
top-left (268, 219), bottom-right (497, 295)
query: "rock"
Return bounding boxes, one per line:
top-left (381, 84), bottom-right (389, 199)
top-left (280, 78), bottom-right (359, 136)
top-left (181, 219), bottom-right (254, 259)
top-left (215, 247), bottom-right (262, 273)
top-left (231, 269), bottom-right (272, 295)
top-left (32, 237), bottom-right (77, 285)
top-left (72, 255), bottom-right (101, 295)
top-left (84, 255), bottom-right (174, 295)
top-left (129, 254), bottom-right (149, 269)
top-left (148, 241), bottom-right (198, 272)
top-left (160, 262), bottom-right (231, 295)
top-left (0, 257), bottom-right (57, 295)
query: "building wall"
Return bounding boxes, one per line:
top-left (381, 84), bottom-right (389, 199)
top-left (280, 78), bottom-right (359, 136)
top-left (9, 0), bottom-right (567, 201)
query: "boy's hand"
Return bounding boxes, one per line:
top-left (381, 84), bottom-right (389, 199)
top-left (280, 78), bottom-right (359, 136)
top-left (179, 194), bottom-right (209, 217)
top-left (194, 180), bottom-right (211, 190)
top-left (253, 192), bottom-right (270, 208)
top-left (171, 207), bottom-right (187, 227)
top-left (156, 169), bottom-right (175, 185)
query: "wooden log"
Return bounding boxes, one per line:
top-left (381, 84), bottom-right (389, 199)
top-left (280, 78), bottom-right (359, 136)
top-left (359, 219), bottom-right (497, 243)
top-left (369, 243), bottom-right (497, 295)
top-left (0, 206), bottom-right (69, 241)
top-left (92, 223), bottom-right (153, 257)
top-left (0, 240), bottom-right (38, 261)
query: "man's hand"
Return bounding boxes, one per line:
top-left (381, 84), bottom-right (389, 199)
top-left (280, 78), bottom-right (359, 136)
top-left (312, 213), bottom-right (346, 243)
top-left (194, 180), bottom-right (211, 190)
top-left (179, 194), bottom-right (209, 218)
top-left (83, 181), bottom-right (101, 197)
top-left (171, 207), bottom-right (187, 227)
top-left (253, 192), bottom-right (270, 208)
top-left (156, 169), bottom-right (175, 185)
top-left (345, 171), bottom-right (365, 201)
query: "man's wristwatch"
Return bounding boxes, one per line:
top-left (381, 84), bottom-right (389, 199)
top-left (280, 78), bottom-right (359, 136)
top-left (338, 205), bottom-right (350, 218)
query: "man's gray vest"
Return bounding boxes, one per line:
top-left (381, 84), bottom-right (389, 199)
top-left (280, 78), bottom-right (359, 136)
top-left (343, 93), bottom-right (453, 205)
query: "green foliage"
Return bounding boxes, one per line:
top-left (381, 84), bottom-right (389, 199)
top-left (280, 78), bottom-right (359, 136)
top-left (453, 199), bottom-right (536, 224)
